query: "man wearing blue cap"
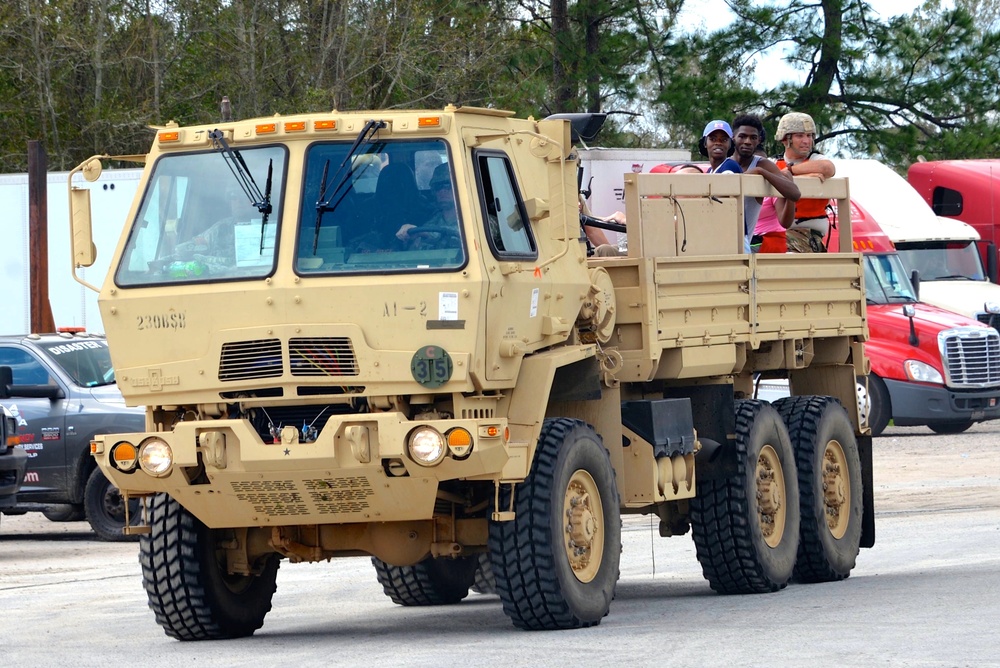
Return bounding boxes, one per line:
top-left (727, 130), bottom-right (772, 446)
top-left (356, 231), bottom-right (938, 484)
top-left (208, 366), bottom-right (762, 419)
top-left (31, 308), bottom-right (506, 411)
top-left (699, 120), bottom-right (743, 174)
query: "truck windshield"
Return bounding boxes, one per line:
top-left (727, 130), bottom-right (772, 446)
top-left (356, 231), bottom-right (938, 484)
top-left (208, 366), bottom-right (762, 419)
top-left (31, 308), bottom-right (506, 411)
top-left (295, 139), bottom-right (465, 274)
top-left (115, 145), bottom-right (287, 286)
top-left (37, 339), bottom-right (115, 388)
top-left (896, 241), bottom-right (986, 282)
top-left (863, 253), bottom-right (918, 305)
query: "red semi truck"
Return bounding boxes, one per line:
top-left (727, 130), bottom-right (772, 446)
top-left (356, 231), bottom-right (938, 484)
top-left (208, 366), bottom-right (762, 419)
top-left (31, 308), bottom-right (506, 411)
top-left (907, 159), bottom-right (1000, 282)
top-left (830, 201), bottom-right (1000, 435)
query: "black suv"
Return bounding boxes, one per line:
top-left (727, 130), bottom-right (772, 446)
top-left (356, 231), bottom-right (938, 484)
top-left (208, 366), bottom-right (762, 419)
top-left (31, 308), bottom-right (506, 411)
top-left (0, 333), bottom-right (144, 540)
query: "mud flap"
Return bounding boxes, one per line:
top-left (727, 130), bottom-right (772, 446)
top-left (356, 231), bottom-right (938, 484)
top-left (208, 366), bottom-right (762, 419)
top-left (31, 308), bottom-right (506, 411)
top-left (857, 433), bottom-right (875, 548)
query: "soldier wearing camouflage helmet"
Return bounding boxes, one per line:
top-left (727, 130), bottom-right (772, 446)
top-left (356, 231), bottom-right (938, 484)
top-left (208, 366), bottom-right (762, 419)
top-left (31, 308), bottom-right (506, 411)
top-left (774, 112), bottom-right (836, 252)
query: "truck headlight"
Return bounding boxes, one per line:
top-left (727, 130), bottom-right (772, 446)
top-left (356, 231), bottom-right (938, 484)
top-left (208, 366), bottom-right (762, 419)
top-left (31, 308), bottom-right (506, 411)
top-left (904, 360), bottom-right (944, 384)
top-left (985, 301), bottom-right (1000, 314)
top-left (408, 427), bottom-right (447, 466)
top-left (138, 438), bottom-right (174, 476)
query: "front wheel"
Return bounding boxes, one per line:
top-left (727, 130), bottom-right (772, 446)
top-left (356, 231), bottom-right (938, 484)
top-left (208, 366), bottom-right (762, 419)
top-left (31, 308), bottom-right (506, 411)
top-left (140, 494), bottom-right (279, 640)
top-left (863, 375), bottom-right (891, 437)
top-left (690, 400), bottom-right (800, 594)
top-left (83, 467), bottom-right (140, 542)
top-left (775, 396), bottom-right (863, 583)
top-left (489, 418), bottom-right (621, 630)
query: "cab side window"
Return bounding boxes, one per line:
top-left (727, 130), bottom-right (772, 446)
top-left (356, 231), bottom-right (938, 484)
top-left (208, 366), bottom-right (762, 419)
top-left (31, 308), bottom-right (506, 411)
top-left (474, 152), bottom-right (535, 258)
top-left (931, 186), bottom-right (963, 216)
top-left (0, 348), bottom-right (51, 385)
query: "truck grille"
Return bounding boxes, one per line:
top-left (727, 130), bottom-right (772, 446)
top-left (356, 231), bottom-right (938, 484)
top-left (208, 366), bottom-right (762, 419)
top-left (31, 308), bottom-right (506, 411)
top-left (219, 337), bottom-right (359, 382)
top-left (941, 327), bottom-right (1000, 388)
top-left (230, 476), bottom-right (373, 517)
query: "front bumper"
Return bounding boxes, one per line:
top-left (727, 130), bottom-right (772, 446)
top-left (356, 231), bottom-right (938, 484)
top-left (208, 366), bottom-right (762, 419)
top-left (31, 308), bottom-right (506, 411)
top-left (884, 378), bottom-right (1000, 426)
top-left (0, 447), bottom-right (29, 508)
top-left (94, 412), bottom-right (522, 528)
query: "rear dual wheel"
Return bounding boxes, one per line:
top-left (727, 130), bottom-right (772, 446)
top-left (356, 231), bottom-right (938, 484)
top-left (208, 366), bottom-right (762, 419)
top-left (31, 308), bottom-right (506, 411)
top-left (775, 396), bottom-right (863, 582)
top-left (690, 400), bottom-right (800, 593)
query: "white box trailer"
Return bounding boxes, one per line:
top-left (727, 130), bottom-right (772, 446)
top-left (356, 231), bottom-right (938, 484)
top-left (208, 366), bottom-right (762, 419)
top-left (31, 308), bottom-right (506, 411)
top-left (0, 168), bottom-right (140, 335)
top-left (578, 148), bottom-right (690, 250)
top-left (578, 148), bottom-right (690, 216)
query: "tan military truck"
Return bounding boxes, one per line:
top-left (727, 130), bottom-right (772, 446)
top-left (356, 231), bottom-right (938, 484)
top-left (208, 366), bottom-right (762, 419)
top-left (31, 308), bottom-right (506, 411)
top-left (68, 107), bottom-right (872, 640)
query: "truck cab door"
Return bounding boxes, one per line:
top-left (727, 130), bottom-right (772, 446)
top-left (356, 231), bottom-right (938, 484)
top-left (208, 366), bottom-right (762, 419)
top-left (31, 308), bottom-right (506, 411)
top-left (473, 150), bottom-right (551, 381)
top-left (0, 347), bottom-right (68, 501)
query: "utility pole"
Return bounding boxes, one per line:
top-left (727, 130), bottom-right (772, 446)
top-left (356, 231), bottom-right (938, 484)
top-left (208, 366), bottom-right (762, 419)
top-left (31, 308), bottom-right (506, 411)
top-left (28, 140), bottom-right (56, 333)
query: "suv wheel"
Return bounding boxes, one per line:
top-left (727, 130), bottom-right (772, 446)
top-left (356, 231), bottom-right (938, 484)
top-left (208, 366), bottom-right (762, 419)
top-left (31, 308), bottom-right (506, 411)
top-left (84, 468), bottom-right (140, 542)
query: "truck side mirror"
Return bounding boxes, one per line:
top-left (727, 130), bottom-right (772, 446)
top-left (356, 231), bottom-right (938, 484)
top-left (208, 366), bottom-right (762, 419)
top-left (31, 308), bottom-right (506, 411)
top-left (902, 304), bottom-right (919, 346)
top-left (987, 242), bottom-right (998, 283)
top-left (542, 113), bottom-right (607, 143)
top-left (67, 155), bottom-right (108, 291)
top-left (910, 269), bottom-right (920, 301)
top-left (0, 365), bottom-right (65, 401)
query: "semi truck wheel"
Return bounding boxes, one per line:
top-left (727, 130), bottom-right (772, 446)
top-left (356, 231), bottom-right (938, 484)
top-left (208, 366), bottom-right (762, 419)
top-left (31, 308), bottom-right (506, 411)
top-left (774, 396), bottom-right (863, 582)
top-left (471, 552), bottom-right (496, 595)
top-left (140, 493), bottom-right (279, 640)
top-left (83, 467), bottom-right (140, 542)
top-left (928, 421), bottom-right (974, 434)
top-left (371, 555), bottom-right (477, 605)
top-left (690, 400), bottom-right (800, 594)
top-left (862, 375), bottom-right (891, 437)
top-left (488, 418), bottom-right (620, 630)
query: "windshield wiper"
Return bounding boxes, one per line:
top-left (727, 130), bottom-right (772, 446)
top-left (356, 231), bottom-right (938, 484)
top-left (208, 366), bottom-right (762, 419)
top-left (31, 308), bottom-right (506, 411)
top-left (260, 159), bottom-right (273, 253)
top-left (209, 129), bottom-right (273, 218)
top-left (312, 119), bottom-right (386, 254)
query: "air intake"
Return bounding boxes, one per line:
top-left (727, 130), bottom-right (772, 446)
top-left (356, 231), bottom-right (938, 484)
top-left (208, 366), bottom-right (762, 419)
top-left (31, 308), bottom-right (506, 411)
top-left (218, 338), bottom-right (283, 381)
top-left (289, 337), bottom-right (359, 376)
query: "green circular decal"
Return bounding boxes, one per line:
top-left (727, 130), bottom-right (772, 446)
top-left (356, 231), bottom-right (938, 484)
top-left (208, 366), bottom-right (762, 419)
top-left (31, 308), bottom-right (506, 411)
top-left (411, 345), bottom-right (453, 388)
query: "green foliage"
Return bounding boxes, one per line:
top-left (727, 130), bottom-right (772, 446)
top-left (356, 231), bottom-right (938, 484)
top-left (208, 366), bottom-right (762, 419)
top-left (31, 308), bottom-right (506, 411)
top-left (0, 0), bottom-right (997, 172)
top-left (655, 0), bottom-right (1000, 169)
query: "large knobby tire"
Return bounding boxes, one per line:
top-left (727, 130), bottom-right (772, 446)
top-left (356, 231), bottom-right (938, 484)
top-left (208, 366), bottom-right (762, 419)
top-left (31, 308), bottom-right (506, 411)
top-left (140, 493), bottom-right (280, 640)
top-left (471, 552), bottom-right (497, 595)
top-left (83, 467), bottom-right (140, 542)
top-left (371, 554), bottom-right (477, 605)
top-left (690, 400), bottom-right (800, 594)
top-left (928, 421), bottom-right (974, 435)
top-left (489, 418), bottom-right (621, 630)
top-left (774, 396), bottom-right (863, 583)
top-left (863, 375), bottom-right (891, 437)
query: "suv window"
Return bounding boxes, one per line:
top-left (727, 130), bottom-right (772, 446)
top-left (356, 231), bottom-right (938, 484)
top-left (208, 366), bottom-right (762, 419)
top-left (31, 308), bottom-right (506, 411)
top-left (36, 340), bottom-right (115, 387)
top-left (0, 348), bottom-right (52, 385)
